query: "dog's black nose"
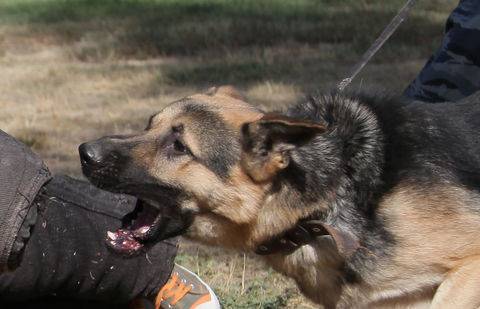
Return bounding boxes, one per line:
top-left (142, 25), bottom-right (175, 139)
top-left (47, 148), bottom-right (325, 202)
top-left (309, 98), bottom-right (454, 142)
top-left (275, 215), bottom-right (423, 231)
top-left (79, 142), bottom-right (103, 165)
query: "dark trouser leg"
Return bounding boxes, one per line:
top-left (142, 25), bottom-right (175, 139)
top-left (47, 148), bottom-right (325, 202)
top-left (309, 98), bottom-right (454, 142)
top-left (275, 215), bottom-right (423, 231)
top-left (404, 0), bottom-right (480, 102)
top-left (0, 176), bottom-right (177, 305)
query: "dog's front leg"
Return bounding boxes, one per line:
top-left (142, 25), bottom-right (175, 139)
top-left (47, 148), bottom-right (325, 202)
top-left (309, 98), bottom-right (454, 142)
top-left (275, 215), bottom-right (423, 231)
top-left (430, 256), bottom-right (480, 309)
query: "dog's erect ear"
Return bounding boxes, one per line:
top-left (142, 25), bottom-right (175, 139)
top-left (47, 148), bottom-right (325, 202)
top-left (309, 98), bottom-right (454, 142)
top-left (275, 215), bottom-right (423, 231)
top-left (206, 85), bottom-right (245, 101)
top-left (241, 113), bottom-right (326, 182)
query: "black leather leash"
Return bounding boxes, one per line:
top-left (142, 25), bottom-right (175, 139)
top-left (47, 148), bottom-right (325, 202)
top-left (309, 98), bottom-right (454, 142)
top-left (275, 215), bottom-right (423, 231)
top-left (337, 0), bottom-right (417, 92)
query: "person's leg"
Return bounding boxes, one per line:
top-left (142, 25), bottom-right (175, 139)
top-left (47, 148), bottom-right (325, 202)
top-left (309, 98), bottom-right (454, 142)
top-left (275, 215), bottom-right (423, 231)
top-left (0, 176), bottom-right (178, 304)
top-left (404, 0), bottom-right (480, 102)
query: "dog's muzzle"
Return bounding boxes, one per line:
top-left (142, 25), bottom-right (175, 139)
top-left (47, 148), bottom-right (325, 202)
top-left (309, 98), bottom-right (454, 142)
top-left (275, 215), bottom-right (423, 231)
top-left (79, 135), bottom-right (192, 255)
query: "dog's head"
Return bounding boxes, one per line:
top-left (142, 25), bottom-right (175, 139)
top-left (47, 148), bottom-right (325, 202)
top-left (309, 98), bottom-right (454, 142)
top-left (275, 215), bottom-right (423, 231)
top-left (80, 86), bottom-right (333, 254)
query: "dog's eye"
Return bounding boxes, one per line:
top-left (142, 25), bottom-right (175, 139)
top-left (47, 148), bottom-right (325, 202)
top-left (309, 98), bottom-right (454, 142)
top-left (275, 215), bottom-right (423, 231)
top-left (173, 139), bottom-right (188, 154)
top-left (172, 124), bottom-right (184, 133)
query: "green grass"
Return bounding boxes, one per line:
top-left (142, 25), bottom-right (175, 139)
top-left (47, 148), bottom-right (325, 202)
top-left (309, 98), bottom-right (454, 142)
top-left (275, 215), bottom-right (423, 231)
top-left (0, 0), bottom-right (451, 59)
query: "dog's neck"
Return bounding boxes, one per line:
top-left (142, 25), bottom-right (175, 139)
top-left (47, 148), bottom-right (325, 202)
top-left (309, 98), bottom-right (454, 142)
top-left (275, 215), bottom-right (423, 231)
top-left (248, 95), bottom-right (407, 307)
top-left (252, 94), bottom-right (395, 257)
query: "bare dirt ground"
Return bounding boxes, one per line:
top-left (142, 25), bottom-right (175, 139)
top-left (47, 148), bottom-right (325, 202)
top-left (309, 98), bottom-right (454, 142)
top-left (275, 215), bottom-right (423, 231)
top-left (0, 0), bottom-right (456, 307)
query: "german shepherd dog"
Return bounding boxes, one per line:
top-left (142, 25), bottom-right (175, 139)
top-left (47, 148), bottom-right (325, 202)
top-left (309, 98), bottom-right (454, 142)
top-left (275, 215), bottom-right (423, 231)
top-left (79, 86), bottom-right (480, 308)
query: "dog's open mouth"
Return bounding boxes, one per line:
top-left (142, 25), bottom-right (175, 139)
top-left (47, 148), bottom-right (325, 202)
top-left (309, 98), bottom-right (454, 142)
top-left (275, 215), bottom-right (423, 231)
top-left (105, 192), bottom-right (193, 255)
top-left (106, 199), bottom-right (163, 255)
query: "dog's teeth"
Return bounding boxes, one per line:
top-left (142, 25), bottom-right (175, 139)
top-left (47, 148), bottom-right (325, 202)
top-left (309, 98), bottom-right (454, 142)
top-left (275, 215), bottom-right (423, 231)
top-left (138, 226), bottom-right (150, 234)
top-left (107, 231), bottom-right (117, 240)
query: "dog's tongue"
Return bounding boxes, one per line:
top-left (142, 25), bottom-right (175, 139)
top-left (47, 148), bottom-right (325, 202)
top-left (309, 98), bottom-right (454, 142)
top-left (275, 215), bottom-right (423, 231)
top-left (107, 229), bottom-right (143, 254)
